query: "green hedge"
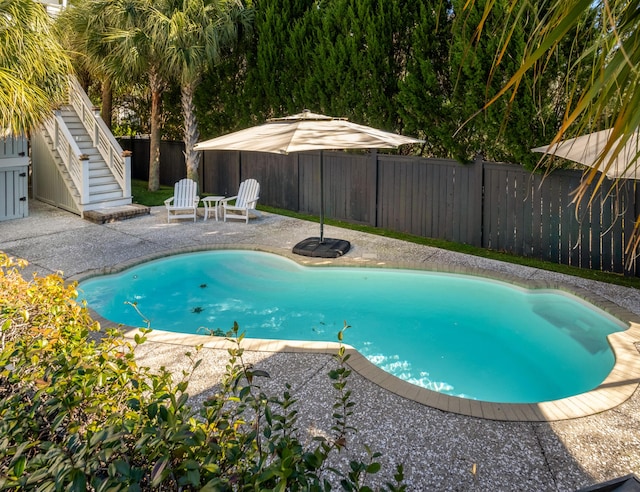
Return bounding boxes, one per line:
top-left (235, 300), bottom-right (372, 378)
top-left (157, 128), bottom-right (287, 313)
top-left (0, 252), bottom-right (405, 491)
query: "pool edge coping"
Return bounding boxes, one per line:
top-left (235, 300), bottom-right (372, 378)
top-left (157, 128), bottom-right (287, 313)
top-left (71, 244), bottom-right (640, 423)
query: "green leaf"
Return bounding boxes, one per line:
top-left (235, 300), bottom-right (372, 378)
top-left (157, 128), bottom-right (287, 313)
top-left (365, 462), bottom-right (381, 474)
top-left (151, 457), bottom-right (168, 487)
top-left (71, 470), bottom-right (87, 492)
top-left (250, 369), bottom-right (270, 379)
top-left (148, 402), bottom-right (158, 418)
top-left (13, 456), bottom-right (26, 477)
top-left (114, 460), bottom-right (130, 477)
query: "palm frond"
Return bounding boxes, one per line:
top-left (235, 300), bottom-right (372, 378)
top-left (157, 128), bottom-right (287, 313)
top-left (0, 0), bottom-right (71, 135)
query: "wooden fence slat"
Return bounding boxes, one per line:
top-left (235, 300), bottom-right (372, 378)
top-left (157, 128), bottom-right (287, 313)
top-left (520, 172), bottom-right (534, 257)
top-left (415, 159), bottom-right (426, 236)
top-left (558, 172), bottom-right (571, 266)
top-left (497, 168), bottom-right (509, 251)
top-left (600, 181), bottom-right (615, 271)
top-left (469, 159), bottom-right (483, 247)
top-left (454, 165), bottom-right (466, 242)
top-left (591, 184), bottom-right (605, 270)
top-left (505, 170), bottom-right (517, 253)
top-left (620, 181), bottom-right (638, 274)
top-left (424, 162), bottom-right (434, 236)
top-left (529, 174), bottom-right (541, 258)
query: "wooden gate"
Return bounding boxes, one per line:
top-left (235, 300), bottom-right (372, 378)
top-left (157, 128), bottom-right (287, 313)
top-left (0, 137), bottom-right (29, 221)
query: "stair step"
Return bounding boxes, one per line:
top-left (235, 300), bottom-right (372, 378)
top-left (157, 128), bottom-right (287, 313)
top-left (79, 148), bottom-right (102, 157)
top-left (89, 175), bottom-right (117, 186)
top-left (81, 148), bottom-right (101, 156)
top-left (89, 164), bottom-right (110, 173)
top-left (90, 190), bottom-right (125, 201)
top-left (89, 168), bottom-right (112, 178)
top-left (89, 171), bottom-right (111, 180)
top-left (90, 181), bottom-right (121, 192)
top-left (74, 141), bottom-right (92, 149)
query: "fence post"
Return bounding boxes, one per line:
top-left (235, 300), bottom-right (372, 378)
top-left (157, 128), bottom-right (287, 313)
top-left (122, 150), bottom-right (132, 198)
top-left (92, 107), bottom-right (100, 147)
top-left (80, 154), bottom-right (90, 204)
top-left (371, 149), bottom-right (378, 228)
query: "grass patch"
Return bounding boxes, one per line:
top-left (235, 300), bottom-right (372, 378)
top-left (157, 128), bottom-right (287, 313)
top-left (131, 179), bottom-right (175, 206)
top-left (132, 181), bottom-right (640, 289)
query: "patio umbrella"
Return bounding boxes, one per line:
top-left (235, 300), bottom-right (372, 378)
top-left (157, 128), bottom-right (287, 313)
top-left (194, 110), bottom-right (423, 258)
top-left (531, 128), bottom-right (640, 180)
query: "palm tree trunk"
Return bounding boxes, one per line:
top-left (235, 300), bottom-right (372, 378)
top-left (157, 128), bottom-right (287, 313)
top-left (182, 81), bottom-right (200, 184)
top-left (101, 77), bottom-right (113, 130)
top-left (148, 70), bottom-right (164, 192)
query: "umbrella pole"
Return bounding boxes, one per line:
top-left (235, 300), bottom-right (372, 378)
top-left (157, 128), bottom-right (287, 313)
top-left (320, 151), bottom-right (324, 243)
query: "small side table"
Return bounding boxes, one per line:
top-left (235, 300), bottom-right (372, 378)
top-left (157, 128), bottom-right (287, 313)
top-left (202, 196), bottom-right (225, 221)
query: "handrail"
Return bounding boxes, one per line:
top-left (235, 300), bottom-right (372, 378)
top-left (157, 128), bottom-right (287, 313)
top-left (67, 76), bottom-right (131, 198)
top-left (42, 111), bottom-right (90, 204)
top-left (37, 0), bottom-right (67, 17)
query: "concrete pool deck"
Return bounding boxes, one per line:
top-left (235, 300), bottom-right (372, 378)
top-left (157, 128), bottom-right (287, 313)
top-left (2, 200), bottom-right (640, 490)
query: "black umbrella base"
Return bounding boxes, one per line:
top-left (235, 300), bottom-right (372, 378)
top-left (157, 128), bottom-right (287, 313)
top-left (292, 237), bottom-right (351, 258)
top-left (577, 474), bottom-right (640, 491)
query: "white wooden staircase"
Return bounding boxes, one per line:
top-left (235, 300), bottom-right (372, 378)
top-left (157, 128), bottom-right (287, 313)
top-left (32, 77), bottom-right (135, 217)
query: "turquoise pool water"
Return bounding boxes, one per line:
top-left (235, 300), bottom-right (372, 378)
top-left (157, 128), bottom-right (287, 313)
top-left (79, 250), bottom-right (626, 404)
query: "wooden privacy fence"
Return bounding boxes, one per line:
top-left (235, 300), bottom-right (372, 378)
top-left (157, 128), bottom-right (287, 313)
top-left (120, 138), bottom-right (640, 276)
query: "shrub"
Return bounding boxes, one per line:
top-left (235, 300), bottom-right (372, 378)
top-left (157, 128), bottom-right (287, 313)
top-left (0, 252), bottom-right (405, 491)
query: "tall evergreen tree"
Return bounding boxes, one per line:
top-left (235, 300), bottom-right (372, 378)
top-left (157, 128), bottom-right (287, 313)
top-left (304, 0), bottom-right (416, 129)
top-left (245, 0), bottom-right (316, 120)
top-left (448, 0), bottom-right (598, 167)
top-left (448, 0), bottom-right (506, 162)
top-left (397, 0), bottom-right (453, 156)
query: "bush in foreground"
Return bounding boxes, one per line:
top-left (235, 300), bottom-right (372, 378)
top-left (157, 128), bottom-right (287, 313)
top-left (0, 252), bottom-right (405, 491)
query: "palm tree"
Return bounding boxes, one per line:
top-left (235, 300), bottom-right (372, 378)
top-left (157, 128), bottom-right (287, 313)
top-left (460, 0), bottom-right (640, 256)
top-left (154, 0), bottom-right (253, 182)
top-left (55, 3), bottom-right (115, 129)
top-left (67, 0), bottom-right (171, 192)
top-left (0, 0), bottom-right (71, 136)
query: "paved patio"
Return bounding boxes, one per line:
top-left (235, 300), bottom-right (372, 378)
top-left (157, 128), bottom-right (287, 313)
top-left (2, 200), bottom-right (640, 491)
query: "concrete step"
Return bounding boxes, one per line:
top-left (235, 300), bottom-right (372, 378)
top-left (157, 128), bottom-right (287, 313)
top-left (83, 204), bottom-right (149, 224)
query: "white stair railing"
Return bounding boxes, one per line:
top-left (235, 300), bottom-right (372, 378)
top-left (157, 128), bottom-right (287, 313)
top-left (38, 0), bottom-right (67, 17)
top-left (67, 76), bottom-right (131, 198)
top-left (42, 112), bottom-right (90, 205)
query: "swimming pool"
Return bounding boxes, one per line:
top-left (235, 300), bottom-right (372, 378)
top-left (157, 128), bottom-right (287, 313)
top-left (78, 250), bottom-right (627, 404)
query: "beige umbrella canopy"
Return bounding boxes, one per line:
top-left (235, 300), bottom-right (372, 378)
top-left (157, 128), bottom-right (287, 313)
top-left (195, 110), bottom-right (423, 257)
top-left (194, 110), bottom-right (422, 154)
top-left (531, 128), bottom-right (640, 180)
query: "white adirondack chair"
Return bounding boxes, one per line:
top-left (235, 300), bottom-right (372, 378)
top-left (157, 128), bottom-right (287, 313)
top-left (164, 178), bottom-right (200, 222)
top-left (222, 179), bottom-right (261, 223)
